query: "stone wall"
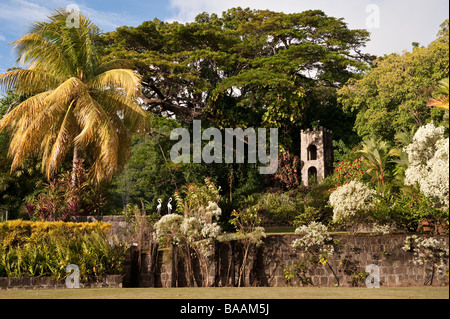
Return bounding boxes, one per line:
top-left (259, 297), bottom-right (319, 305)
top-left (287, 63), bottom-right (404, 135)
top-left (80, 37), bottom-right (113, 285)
top-left (71, 215), bottom-right (129, 241)
top-left (138, 234), bottom-right (449, 288)
top-left (0, 275), bottom-right (123, 290)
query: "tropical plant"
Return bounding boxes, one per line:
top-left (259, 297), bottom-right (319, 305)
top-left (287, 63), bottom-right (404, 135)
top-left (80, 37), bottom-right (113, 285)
top-left (0, 220), bottom-right (126, 282)
top-left (24, 158), bottom-right (105, 221)
top-left (427, 77), bottom-right (449, 110)
top-left (358, 138), bottom-right (400, 187)
top-left (0, 9), bottom-right (148, 185)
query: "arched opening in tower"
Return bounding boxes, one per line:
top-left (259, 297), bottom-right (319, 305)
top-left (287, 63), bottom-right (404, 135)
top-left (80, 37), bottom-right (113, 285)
top-left (308, 166), bottom-right (317, 184)
top-left (307, 144), bottom-right (317, 161)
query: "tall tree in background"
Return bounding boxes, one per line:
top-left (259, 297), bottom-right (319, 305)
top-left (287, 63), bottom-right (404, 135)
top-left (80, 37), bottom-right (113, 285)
top-left (0, 9), bottom-right (148, 185)
top-left (338, 20), bottom-right (449, 141)
top-left (99, 8), bottom-right (373, 139)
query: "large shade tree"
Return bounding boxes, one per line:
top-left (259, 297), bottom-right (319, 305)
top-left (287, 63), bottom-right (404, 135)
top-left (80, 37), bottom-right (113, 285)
top-left (99, 8), bottom-right (373, 133)
top-left (0, 9), bottom-right (148, 185)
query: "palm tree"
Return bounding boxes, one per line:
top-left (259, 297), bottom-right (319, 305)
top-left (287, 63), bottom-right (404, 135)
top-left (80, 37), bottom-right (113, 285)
top-left (358, 138), bottom-right (400, 187)
top-left (0, 9), bottom-right (148, 185)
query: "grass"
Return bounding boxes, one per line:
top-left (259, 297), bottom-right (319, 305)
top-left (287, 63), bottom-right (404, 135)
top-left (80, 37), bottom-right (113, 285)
top-left (0, 286), bottom-right (448, 299)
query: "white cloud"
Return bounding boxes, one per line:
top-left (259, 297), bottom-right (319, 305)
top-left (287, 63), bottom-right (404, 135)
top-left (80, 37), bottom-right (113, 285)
top-left (0, 0), bottom-right (51, 32)
top-left (0, 34), bottom-right (6, 42)
top-left (75, 4), bottom-right (137, 31)
top-left (167, 0), bottom-right (449, 56)
top-left (0, 0), bottom-right (136, 34)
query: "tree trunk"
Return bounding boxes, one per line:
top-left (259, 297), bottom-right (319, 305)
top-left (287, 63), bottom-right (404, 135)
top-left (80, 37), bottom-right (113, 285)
top-left (71, 144), bottom-right (78, 188)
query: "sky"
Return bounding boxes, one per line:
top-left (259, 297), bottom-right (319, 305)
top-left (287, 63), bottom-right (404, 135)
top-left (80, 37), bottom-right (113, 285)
top-left (0, 0), bottom-right (449, 96)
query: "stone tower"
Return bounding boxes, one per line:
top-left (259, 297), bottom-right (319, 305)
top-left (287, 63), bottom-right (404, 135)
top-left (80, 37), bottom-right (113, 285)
top-left (300, 126), bottom-right (333, 186)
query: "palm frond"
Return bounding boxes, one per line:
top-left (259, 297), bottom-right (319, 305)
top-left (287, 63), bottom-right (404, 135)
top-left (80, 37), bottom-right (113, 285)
top-left (95, 59), bottom-right (136, 75)
top-left (11, 33), bottom-right (74, 78)
top-left (89, 69), bottom-right (142, 98)
top-left (0, 91), bottom-right (51, 132)
top-left (0, 68), bottom-right (57, 95)
top-left (44, 100), bottom-right (78, 179)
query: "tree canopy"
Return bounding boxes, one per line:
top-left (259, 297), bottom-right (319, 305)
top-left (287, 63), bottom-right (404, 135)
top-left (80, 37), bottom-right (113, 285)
top-left (338, 20), bottom-right (449, 141)
top-left (99, 8), bottom-right (373, 132)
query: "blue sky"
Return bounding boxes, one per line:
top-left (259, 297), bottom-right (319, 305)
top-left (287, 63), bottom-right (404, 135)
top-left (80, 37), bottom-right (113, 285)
top-left (0, 0), bottom-right (449, 96)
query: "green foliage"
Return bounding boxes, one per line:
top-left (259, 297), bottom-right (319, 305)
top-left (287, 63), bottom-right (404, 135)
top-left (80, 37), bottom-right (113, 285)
top-left (249, 192), bottom-right (302, 226)
top-left (0, 92), bottom-right (44, 219)
top-left (293, 206), bottom-right (322, 229)
top-left (338, 20), bottom-right (449, 141)
top-left (0, 220), bottom-right (126, 281)
top-left (24, 159), bottom-right (105, 221)
top-left (371, 189), bottom-right (448, 233)
top-left (174, 177), bottom-right (221, 217)
top-left (100, 8), bottom-right (371, 151)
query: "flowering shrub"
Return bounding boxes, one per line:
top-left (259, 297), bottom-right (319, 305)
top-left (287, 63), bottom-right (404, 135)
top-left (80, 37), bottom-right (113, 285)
top-left (292, 221), bottom-right (334, 265)
top-left (402, 235), bottom-right (449, 284)
top-left (174, 177), bottom-right (221, 217)
top-left (288, 221), bottom-right (340, 286)
top-left (180, 201), bottom-right (222, 257)
top-left (328, 180), bottom-right (377, 223)
top-left (328, 158), bottom-right (364, 194)
top-left (24, 159), bottom-right (104, 221)
top-left (404, 123), bottom-right (449, 209)
top-left (273, 151), bottom-right (300, 189)
top-left (154, 213), bottom-right (184, 246)
top-left (156, 178), bottom-right (223, 287)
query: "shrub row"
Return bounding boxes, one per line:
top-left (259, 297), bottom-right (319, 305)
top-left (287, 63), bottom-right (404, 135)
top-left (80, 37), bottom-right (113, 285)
top-left (0, 220), bottom-right (127, 282)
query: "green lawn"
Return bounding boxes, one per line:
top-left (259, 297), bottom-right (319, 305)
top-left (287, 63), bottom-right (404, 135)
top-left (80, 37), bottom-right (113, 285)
top-left (0, 287), bottom-right (448, 299)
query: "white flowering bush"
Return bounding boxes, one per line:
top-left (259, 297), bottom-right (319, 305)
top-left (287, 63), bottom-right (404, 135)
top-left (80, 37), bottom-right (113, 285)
top-left (292, 221), bottom-right (334, 265)
top-left (404, 123), bottom-right (449, 209)
top-left (328, 180), bottom-right (377, 223)
top-left (402, 235), bottom-right (449, 284)
top-left (154, 213), bottom-right (184, 246)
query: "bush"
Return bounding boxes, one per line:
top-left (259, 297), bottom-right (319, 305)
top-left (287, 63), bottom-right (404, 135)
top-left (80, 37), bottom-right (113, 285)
top-left (273, 152), bottom-right (301, 190)
top-left (24, 160), bottom-right (106, 221)
top-left (238, 192), bottom-right (299, 226)
top-left (0, 220), bottom-right (126, 282)
top-left (404, 123), bottom-right (449, 209)
top-left (328, 180), bottom-right (377, 229)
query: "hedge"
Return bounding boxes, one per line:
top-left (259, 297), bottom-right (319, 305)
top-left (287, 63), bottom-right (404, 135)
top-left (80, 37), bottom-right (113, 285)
top-left (0, 220), bottom-right (126, 282)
